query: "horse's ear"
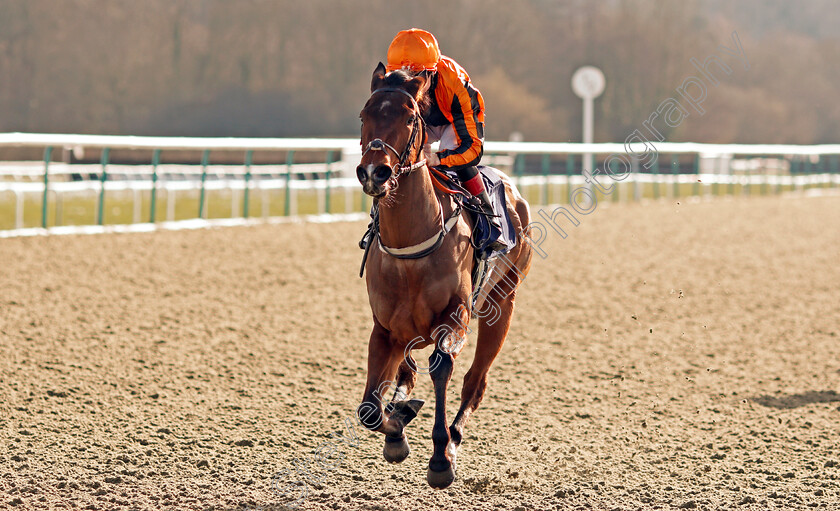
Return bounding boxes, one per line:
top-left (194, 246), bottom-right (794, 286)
top-left (371, 62), bottom-right (387, 92)
top-left (404, 73), bottom-right (430, 101)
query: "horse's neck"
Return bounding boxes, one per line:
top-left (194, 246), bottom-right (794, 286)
top-left (378, 167), bottom-right (442, 249)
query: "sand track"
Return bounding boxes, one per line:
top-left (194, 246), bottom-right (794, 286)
top-left (2, 195), bottom-right (840, 510)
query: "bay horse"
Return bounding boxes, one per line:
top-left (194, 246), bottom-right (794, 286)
top-left (355, 62), bottom-right (533, 489)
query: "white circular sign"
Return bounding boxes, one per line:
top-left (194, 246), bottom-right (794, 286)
top-left (571, 66), bottom-right (606, 99)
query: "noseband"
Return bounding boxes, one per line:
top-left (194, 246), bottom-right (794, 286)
top-left (361, 87), bottom-right (427, 180)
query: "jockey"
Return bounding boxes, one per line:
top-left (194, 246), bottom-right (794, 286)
top-left (386, 28), bottom-right (504, 252)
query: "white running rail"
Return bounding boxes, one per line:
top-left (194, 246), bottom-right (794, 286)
top-left (1, 133), bottom-right (838, 237)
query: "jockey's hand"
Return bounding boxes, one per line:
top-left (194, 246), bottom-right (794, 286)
top-left (423, 143), bottom-right (440, 167)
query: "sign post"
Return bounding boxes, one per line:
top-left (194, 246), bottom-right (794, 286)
top-left (571, 66), bottom-right (606, 197)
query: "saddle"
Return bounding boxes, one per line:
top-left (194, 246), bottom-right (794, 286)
top-left (456, 166), bottom-right (517, 259)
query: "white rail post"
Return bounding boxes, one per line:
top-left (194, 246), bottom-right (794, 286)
top-left (262, 183), bottom-right (269, 218)
top-left (340, 146), bottom-right (362, 213)
top-left (632, 156), bottom-right (641, 202)
top-left (317, 182), bottom-right (325, 215)
top-left (133, 188), bottom-right (141, 224)
top-left (345, 185), bottom-right (353, 213)
top-left (55, 190), bottom-right (63, 227)
top-left (15, 190), bottom-right (23, 229)
top-left (231, 184), bottom-right (239, 218)
top-left (167, 187), bottom-right (176, 221)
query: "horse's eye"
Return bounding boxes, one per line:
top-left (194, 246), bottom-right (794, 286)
top-left (406, 115), bottom-right (415, 126)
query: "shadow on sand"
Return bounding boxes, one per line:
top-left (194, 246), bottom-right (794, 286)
top-left (752, 390), bottom-right (840, 409)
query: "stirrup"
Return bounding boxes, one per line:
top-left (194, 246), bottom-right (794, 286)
top-left (478, 202), bottom-right (503, 229)
top-left (475, 233), bottom-right (506, 253)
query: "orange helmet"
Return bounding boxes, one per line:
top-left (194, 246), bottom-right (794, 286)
top-left (386, 29), bottom-right (441, 72)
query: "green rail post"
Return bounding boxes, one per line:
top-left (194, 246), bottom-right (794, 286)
top-left (776, 156), bottom-right (783, 195)
top-left (653, 156), bottom-right (660, 199)
top-left (514, 154), bottom-right (525, 200)
top-left (611, 158), bottom-right (619, 203)
top-left (284, 151), bottom-right (295, 216)
top-left (825, 155), bottom-right (831, 189)
top-left (817, 155), bottom-right (825, 189)
top-left (42, 146), bottom-right (53, 228)
top-left (541, 154), bottom-right (550, 205)
top-left (831, 155), bottom-right (839, 188)
top-left (805, 155), bottom-right (813, 192)
top-left (243, 150), bottom-right (253, 218)
top-left (712, 156), bottom-right (720, 197)
top-left (693, 153), bottom-right (700, 197)
top-left (515, 154), bottom-right (524, 177)
top-left (671, 154), bottom-right (680, 198)
top-left (565, 154), bottom-right (574, 204)
top-left (727, 157), bottom-right (735, 196)
top-left (198, 149), bottom-right (210, 219)
top-left (150, 149), bottom-right (161, 223)
top-left (96, 147), bottom-right (110, 226)
top-left (325, 150), bottom-right (333, 214)
top-left (744, 156), bottom-right (753, 195)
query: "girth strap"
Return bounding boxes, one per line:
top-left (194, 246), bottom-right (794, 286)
top-left (377, 205), bottom-right (461, 259)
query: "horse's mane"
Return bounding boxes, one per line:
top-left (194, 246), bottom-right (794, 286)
top-left (383, 69), bottom-right (433, 114)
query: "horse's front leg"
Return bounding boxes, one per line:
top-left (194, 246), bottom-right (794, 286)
top-left (357, 322), bottom-right (424, 463)
top-left (427, 346), bottom-right (456, 488)
top-left (426, 300), bottom-right (470, 489)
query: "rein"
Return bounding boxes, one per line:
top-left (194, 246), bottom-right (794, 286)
top-left (358, 85), bottom-right (463, 276)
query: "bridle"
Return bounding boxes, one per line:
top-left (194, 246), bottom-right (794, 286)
top-left (361, 87), bottom-right (427, 182)
top-left (357, 84), bottom-right (462, 274)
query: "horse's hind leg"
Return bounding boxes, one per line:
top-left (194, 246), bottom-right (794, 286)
top-left (449, 269), bottom-right (521, 458)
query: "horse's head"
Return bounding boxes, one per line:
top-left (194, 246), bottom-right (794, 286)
top-left (357, 62), bottom-right (431, 199)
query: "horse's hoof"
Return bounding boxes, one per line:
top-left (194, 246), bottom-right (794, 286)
top-left (426, 464), bottom-right (456, 489)
top-left (383, 435), bottom-right (410, 464)
top-left (389, 399), bottom-right (424, 427)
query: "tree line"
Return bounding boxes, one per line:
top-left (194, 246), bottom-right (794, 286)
top-left (0, 0), bottom-right (837, 144)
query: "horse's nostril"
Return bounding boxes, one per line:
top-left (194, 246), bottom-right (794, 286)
top-left (372, 165), bottom-right (392, 185)
top-left (356, 166), bottom-right (367, 184)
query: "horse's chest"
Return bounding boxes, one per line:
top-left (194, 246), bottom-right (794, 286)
top-left (366, 261), bottom-right (461, 340)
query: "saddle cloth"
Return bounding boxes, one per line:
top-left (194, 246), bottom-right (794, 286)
top-left (441, 165), bottom-right (517, 260)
